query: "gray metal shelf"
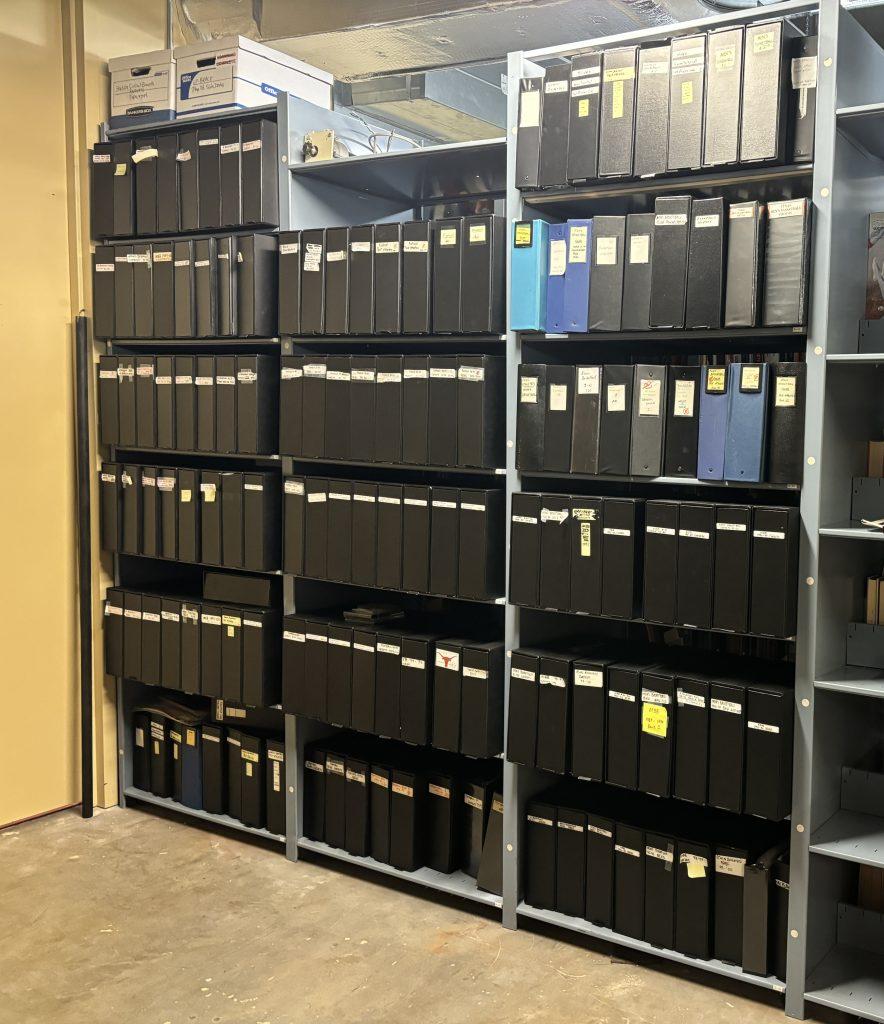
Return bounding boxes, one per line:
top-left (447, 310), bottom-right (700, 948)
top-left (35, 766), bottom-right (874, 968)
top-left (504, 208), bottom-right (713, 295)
top-left (111, 446), bottom-right (281, 464)
top-left (820, 522), bottom-right (884, 540)
top-left (827, 351), bottom-right (884, 362)
top-left (806, 945), bottom-right (884, 1020)
top-left (523, 470), bottom-right (799, 491)
top-left (816, 666), bottom-right (884, 698)
top-left (298, 837), bottom-right (502, 909)
top-left (124, 787), bottom-right (286, 843)
top-left (810, 809), bottom-right (884, 867)
top-left (517, 903), bottom-right (785, 993)
top-left (836, 102), bottom-right (884, 160)
top-left (288, 456), bottom-right (505, 476)
top-left (104, 103), bottom-right (277, 140)
top-left (288, 137), bottom-right (506, 205)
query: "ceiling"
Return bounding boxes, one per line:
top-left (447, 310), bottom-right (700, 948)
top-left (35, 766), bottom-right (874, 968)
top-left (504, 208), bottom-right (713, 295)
top-left (175, 0), bottom-right (719, 80)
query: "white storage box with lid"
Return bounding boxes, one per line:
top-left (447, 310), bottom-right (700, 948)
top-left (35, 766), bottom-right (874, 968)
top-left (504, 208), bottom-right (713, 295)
top-left (108, 49), bottom-right (176, 128)
top-left (174, 36), bottom-right (333, 115)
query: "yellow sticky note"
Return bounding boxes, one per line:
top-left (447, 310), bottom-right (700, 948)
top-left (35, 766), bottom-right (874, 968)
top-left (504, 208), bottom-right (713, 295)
top-left (681, 80), bottom-right (693, 105)
top-left (687, 860), bottom-right (706, 879)
top-left (514, 223), bottom-right (532, 246)
top-left (612, 80), bottom-right (624, 119)
top-left (578, 98), bottom-right (589, 118)
top-left (642, 703), bottom-right (668, 738)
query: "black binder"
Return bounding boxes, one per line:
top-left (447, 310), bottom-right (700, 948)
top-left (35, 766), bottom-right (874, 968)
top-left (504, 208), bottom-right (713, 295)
top-left (586, 813), bottom-right (615, 926)
top-left (539, 494), bottom-right (571, 611)
top-left (762, 199), bottom-right (812, 327)
top-left (685, 197), bottom-right (725, 329)
top-left (750, 506), bottom-right (799, 638)
top-left (111, 140), bottom-right (135, 237)
top-left (323, 226), bottom-right (349, 336)
top-left (92, 247), bottom-right (116, 339)
top-left (536, 652), bottom-right (572, 775)
top-left (219, 123), bottom-right (241, 228)
top-left (196, 126), bottom-right (221, 229)
top-left (712, 503), bottom-right (752, 633)
top-left (601, 497), bottom-right (640, 619)
top-left (663, 365), bottom-right (700, 477)
top-left (132, 243), bottom-right (153, 339)
top-left (278, 232), bottom-right (300, 334)
top-left (216, 236), bottom-right (238, 338)
top-left (614, 823), bottom-right (645, 939)
top-left (402, 356), bottom-right (429, 466)
top-left (567, 52), bottom-right (602, 183)
top-left (515, 78), bottom-right (543, 189)
top-left (597, 364), bottom-right (633, 476)
top-left (606, 663), bottom-right (641, 789)
top-left (301, 358), bottom-right (326, 459)
top-left (704, 27), bottom-right (744, 167)
top-left (708, 679), bottom-right (745, 812)
top-left (173, 240), bottom-right (195, 338)
top-left (374, 223), bottom-right (402, 334)
top-left (649, 195), bottom-right (691, 329)
top-left (428, 356), bottom-right (458, 467)
top-left (629, 364), bottom-right (666, 477)
top-left (570, 366), bottom-right (602, 475)
top-left (621, 213), bottom-right (655, 331)
top-left (461, 215), bottom-right (505, 335)
top-left (676, 501), bottom-right (715, 629)
top-left (674, 672), bottom-right (710, 805)
top-left (598, 47), bottom-right (637, 177)
top-left (638, 668), bottom-right (675, 797)
top-left (542, 364), bottom-right (575, 473)
top-left (516, 363), bottom-right (546, 472)
top-left (177, 130), bottom-right (199, 233)
top-left (538, 65), bottom-right (570, 188)
top-left (767, 361), bottom-right (806, 485)
top-left (89, 144), bottom-right (115, 239)
top-left (432, 219), bottom-right (463, 334)
top-left (114, 245), bottom-right (135, 339)
top-left (667, 34), bottom-right (706, 171)
top-left (724, 202), bottom-right (765, 328)
top-left (570, 655), bottom-right (612, 781)
top-left (151, 242), bottom-right (175, 339)
top-left (375, 356), bottom-right (403, 463)
top-left (643, 500), bottom-right (679, 625)
top-left (402, 220), bottom-right (432, 334)
top-left (507, 650), bottom-right (540, 767)
top-left (555, 807), bottom-right (586, 918)
top-left (587, 215), bottom-right (625, 332)
top-left (634, 44), bottom-right (671, 178)
top-left (349, 355), bottom-right (376, 463)
top-left (570, 497), bottom-right (603, 615)
top-left (193, 238), bottom-right (218, 338)
top-left (347, 225), bottom-right (374, 334)
top-left (241, 118), bottom-right (278, 227)
top-left (174, 355), bottom-right (196, 452)
top-left (98, 465), bottom-right (120, 554)
top-left (324, 355), bottom-right (350, 461)
top-left (509, 493), bottom-right (542, 608)
top-left (300, 228), bottom-right (325, 335)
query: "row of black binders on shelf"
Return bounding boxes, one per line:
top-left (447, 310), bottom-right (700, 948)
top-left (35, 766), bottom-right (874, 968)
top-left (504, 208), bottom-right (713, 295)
top-left (509, 198), bottom-right (811, 334)
top-left (132, 704), bottom-right (286, 836)
top-left (515, 20), bottom-right (815, 188)
top-left (524, 783), bottom-right (789, 979)
top-left (304, 732), bottom-right (502, 890)
top-left (510, 494), bottom-right (799, 638)
top-left (92, 234), bottom-right (277, 340)
top-left (517, 360), bottom-right (806, 485)
top-left (91, 120), bottom-right (278, 239)
top-left (98, 353), bottom-right (277, 454)
top-left (279, 354), bottom-right (504, 469)
top-left (507, 645), bottom-right (793, 821)
top-left (278, 215), bottom-right (505, 336)
top-left (99, 463), bottom-right (280, 571)
top-left (282, 613), bottom-right (503, 756)
top-left (283, 477), bottom-right (504, 600)
top-left (105, 585), bottom-right (280, 708)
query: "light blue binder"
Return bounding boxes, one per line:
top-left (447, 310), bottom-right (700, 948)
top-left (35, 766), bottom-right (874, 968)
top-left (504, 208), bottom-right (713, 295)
top-left (510, 219), bottom-right (549, 331)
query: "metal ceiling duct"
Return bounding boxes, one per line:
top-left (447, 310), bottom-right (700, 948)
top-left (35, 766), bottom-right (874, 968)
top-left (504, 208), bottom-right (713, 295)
top-left (175, 0), bottom-right (720, 141)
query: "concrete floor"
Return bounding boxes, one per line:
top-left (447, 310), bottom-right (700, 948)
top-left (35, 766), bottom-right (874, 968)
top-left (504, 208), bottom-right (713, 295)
top-left (0, 806), bottom-right (821, 1024)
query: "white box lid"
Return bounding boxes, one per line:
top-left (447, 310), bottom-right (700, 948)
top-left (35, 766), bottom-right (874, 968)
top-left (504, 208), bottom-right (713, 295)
top-left (174, 34), bottom-right (332, 85)
top-left (108, 48), bottom-right (174, 73)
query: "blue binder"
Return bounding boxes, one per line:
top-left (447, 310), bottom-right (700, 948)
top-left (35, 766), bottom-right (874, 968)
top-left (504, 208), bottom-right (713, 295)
top-left (545, 222), bottom-right (568, 334)
top-left (563, 218), bottom-right (593, 333)
top-left (697, 364), bottom-right (730, 480)
top-left (511, 219), bottom-right (549, 331)
top-left (180, 724), bottom-right (204, 809)
top-left (723, 362), bottom-right (770, 482)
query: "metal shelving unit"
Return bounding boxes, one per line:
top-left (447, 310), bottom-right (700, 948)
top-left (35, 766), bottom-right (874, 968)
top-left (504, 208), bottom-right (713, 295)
top-left (94, 3), bottom-right (884, 1016)
top-left (276, 91), bottom-right (508, 913)
top-left (505, 0), bottom-right (819, 1010)
top-left (125, 786), bottom-right (286, 843)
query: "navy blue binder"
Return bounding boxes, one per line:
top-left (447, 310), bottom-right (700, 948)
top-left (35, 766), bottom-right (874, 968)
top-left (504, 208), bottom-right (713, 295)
top-left (179, 723), bottom-right (203, 809)
top-left (563, 219), bottom-right (593, 333)
top-left (545, 222), bottom-right (568, 334)
top-left (697, 365), bottom-right (730, 480)
top-left (723, 362), bottom-right (770, 483)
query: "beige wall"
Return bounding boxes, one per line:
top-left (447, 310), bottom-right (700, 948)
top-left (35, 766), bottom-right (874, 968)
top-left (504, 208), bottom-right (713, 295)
top-left (0, 0), bottom-right (166, 826)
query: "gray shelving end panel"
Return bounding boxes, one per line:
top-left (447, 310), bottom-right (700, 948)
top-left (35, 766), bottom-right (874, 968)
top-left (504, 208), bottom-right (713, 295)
top-left (806, 904), bottom-right (884, 1021)
top-left (116, 677), bottom-right (129, 808)
top-left (284, 713), bottom-right (298, 862)
top-left (502, 47), bottom-right (544, 933)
